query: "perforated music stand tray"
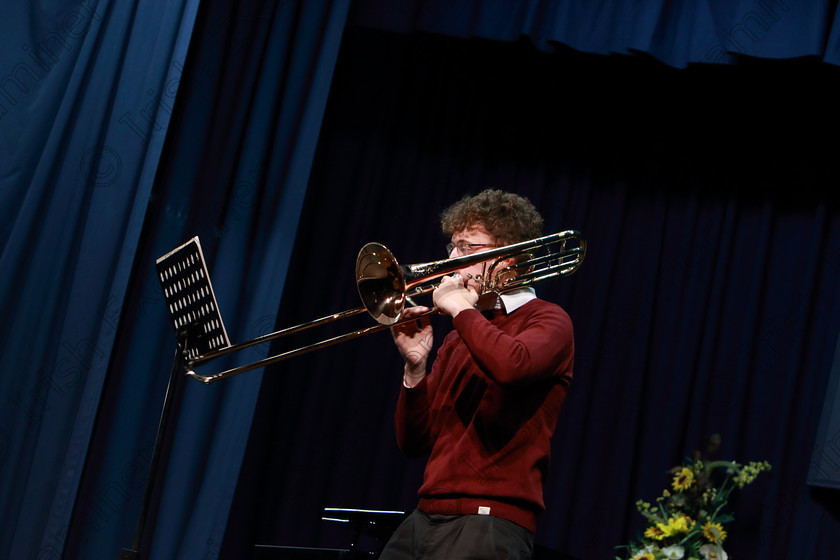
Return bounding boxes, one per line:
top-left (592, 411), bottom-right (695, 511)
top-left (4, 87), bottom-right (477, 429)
top-left (155, 236), bottom-right (230, 360)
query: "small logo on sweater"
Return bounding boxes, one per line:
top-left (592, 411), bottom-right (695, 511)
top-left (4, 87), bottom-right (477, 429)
top-left (478, 506), bottom-right (491, 515)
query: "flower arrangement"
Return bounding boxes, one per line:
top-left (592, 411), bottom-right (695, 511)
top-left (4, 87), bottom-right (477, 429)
top-left (617, 448), bottom-right (771, 560)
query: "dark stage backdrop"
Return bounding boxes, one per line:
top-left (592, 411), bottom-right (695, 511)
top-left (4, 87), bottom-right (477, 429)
top-left (222, 28), bottom-right (840, 560)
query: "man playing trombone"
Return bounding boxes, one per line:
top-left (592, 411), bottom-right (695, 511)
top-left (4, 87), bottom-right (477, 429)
top-left (380, 189), bottom-right (576, 560)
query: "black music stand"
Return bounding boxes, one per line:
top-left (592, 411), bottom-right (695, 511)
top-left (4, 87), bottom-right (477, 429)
top-left (321, 508), bottom-right (406, 548)
top-left (154, 236), bottom-right (230, 360)
top-left (254, 508), bottom-right (406, 559)
top-left (119, 237), bottom-right (230, 559)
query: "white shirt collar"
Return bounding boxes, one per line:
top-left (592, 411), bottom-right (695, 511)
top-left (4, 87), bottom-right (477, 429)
top-left (499, 287), bottom-right (536, 313)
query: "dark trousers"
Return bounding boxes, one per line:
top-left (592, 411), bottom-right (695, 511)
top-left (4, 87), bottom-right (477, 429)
top-left (378, 509), bottom-right (534, 560)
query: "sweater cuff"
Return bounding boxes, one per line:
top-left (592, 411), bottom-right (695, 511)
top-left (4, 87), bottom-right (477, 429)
top-left (402, 374), bottom-right (428, 396)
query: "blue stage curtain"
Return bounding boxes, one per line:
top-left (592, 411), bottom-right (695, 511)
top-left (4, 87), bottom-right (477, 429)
top-left (810, 332), bottom-right (840, 488)
top-left (60, 1), bottom-right (351, 559)
top-left (0, 0), bottom-right (350, 559)
top-left (349, 0), bottom-right (840, 67)
top-left (0, 1), bottom-right (200, 558)
top-left (226, 28), bottom-right (840, 559)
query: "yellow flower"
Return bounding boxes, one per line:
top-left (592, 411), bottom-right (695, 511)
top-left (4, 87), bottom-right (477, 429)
top-left (644, 525), bottom-right (666, 541)
top-left (672, 467), bottom-right (695, 491)
top-left (702, 521), bottom-right (727, 544)
top-left (734, 461), bottom-right (772, 488)
top-left (636, 500), bottom-right (653, 514)
top-left (631, 552), bottom-right (656, 560)
top-left (658, 514), bottom-right (695, 537)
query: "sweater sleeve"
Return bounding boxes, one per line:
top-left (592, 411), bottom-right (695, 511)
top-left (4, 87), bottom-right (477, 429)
top-left (394, 376), bottom-right (434, 457)
top-left (452, 302), bottom-right (574, 386)
top-left (393, 329), bottom-right (458, 456)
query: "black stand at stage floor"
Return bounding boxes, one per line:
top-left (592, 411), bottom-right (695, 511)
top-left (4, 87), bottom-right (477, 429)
top-left (254, 508), bottom-right (406, 559)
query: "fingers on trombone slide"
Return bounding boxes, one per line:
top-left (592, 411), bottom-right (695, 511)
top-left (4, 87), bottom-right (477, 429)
top-left (400, 305), bottom-right (431, 319)
top-left (391, 304), bottom-right (431, 334)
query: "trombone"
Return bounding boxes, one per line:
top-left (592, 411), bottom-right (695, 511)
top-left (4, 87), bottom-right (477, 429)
top-left (184, 230), bottom-right (585, 384)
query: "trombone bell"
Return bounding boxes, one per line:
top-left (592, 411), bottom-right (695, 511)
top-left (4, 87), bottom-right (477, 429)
top-left (356, 243), bottom-right (407, 326)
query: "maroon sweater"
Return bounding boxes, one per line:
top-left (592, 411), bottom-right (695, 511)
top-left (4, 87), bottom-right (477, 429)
top-left (395, 298), bottom-right (574, 532)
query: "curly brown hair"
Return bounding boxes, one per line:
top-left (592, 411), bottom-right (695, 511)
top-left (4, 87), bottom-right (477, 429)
top-left (440, 189), bottom-right (544, 246)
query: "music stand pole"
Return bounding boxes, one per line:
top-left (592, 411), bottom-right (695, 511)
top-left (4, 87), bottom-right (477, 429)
top-left (118, 340), bottom-right (187, 560)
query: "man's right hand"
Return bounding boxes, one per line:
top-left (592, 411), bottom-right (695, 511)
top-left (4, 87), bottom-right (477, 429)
top-left (390, 306), bottom-right (433, 386)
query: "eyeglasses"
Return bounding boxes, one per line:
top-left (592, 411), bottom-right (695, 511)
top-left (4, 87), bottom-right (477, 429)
top-left (446, 242), bottom-right (498, 256)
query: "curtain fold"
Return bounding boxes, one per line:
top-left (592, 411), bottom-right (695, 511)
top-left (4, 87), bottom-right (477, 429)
top-left (349, 0), bottom-right (840, 67)
top-left (0, 1), bottom-right (200, 558)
